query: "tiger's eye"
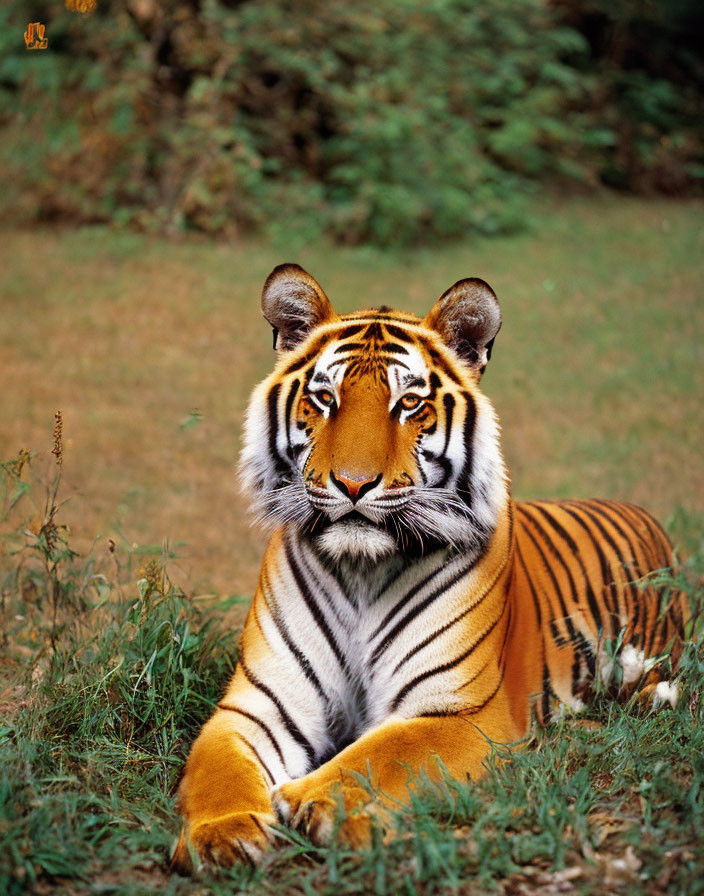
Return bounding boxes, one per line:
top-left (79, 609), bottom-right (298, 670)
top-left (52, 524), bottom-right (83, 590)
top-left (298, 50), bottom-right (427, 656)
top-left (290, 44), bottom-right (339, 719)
top-left (316, 389), bottom-right (335, 407)
top-left (400, 393), bottom-right (422, 410)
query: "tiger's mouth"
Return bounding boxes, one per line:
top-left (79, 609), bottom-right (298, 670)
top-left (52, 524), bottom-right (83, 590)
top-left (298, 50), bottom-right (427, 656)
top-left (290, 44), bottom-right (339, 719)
top-left (336, 509), bottom-right (372, 525)
top-left (301, 483), bottom-right (403, 560)
top-left (260, 478), bottom-right (491, 561)
top-left (305, 484), bottom-right (413, 524)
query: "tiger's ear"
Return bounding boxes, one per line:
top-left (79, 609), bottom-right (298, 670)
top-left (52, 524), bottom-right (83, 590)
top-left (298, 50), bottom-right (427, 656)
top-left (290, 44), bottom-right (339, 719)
top-left (424, 278), bottom-right (501, 373)
top-left (261, 264), bottom-right (337, 353)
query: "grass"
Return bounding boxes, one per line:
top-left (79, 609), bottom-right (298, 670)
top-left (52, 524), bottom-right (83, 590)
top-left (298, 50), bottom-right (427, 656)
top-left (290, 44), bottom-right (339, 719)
top-left (0, 454), bottom-right (702, 896)
top-left (1, 196), bottom-right (703, 894)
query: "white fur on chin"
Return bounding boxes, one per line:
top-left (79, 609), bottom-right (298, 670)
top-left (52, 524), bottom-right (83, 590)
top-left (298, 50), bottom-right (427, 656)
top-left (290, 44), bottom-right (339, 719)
top-left (316, 519), bottom-right (397, 563)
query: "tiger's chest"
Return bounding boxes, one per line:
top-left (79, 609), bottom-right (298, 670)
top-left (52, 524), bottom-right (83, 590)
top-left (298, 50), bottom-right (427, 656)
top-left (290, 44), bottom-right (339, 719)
top-left (271, 537), bottom-right (497, 758)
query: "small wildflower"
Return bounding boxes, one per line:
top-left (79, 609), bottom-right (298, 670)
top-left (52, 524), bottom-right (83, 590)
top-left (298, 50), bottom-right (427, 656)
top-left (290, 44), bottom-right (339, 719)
top-left (7, 448), bottom-right (32, 478)
top-left (138, 559), bottom-right (165, 601)
top-left (52, 411), bottom-right (63, 466)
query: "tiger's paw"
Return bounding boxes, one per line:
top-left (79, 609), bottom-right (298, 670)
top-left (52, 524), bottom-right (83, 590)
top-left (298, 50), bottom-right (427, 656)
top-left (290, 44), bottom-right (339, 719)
top-left (271, 779), bottom-right (384, 848)
top-left (171, 810), bottom-right (275, 873)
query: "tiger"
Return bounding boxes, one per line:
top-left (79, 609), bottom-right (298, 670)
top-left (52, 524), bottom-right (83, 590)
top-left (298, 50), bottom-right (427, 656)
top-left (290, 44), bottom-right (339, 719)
top-left (172, 263), bottom-right (686, 871)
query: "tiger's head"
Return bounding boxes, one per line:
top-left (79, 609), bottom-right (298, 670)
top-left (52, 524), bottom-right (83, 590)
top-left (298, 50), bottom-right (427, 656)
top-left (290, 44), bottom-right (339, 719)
top-left (240, 264), bottom-right (508, 563)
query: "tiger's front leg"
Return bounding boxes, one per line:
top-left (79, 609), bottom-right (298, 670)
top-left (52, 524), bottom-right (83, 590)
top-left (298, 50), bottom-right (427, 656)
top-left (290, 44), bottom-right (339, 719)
top-left (271, 712), bottom-right (506, 848)
top-left (171, 707), bottom-right (278, 871)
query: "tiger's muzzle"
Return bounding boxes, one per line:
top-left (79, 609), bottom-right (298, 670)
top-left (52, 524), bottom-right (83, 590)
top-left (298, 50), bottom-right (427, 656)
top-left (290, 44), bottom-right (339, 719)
top-left (306, 475), bottom-right (413, 524)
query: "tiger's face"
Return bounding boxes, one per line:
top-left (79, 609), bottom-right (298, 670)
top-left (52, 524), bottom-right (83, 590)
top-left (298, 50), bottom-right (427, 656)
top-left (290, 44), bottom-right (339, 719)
top-left (240, 265), bottom-right (508, 563)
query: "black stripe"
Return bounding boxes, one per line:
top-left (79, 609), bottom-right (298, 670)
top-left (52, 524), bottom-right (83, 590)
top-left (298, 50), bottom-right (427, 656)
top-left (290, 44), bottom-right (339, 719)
top-left (240, 660), bottom-right (316, 764)
top-left (517, 509), bottom-right (595, 688)
top-left (217, 704), bottom-right (287, 771)
top-left (370, 554), bottom-right (484, 667)
top-left (420, 447), bottom-right (453, 486)
top-left (383, 323), bottom-right (415, 343)
top-left (364, 321), bottom-right (384, 341)
top-left (583, 501), bottom-right (645, 578)
top-left (524, 502), bottom-right (604, 635)
top-left (517, 509), bottom-right (580, 645)
top-left (557, 504), bottom-right (621, 631)
top-left (613, 500), bottom-right (671, 567)
top-left (498, 594), bottom-right (513, 667)
top-left (541, 663), bottom-right (553, 724)
top-left (456, 392), bottom-right (476, 506)
top-left (464, 666), bottom-right (505, 716)
top-left (284, 378), bottom-right (300, 460)
top-left (380, 342), bottom-right (409, 355)
top-left (520, 506), bottom-right (599, 674)
top-left (392, 549), bottom-right (510, 673)
top-left (260, 572), bottom-right (328, 703)
top-left (423, 343), bottom-right (463, 385)
top-left (336, 324), bottom-right (366, 339)
top-left (237, 733), bottom-right (276, 786)
top-left (385, 358), bottom-right (411, 372)
top-left (442, 393), bottom-right (455, 455)
top-left (589, 500), bottom-right (678, 653)
top-left (549, 617), bottom-right (568, 647)
top-left (454, 656), bottom-right (491, 694)
top-left (370, 557), bottom-right (455, 640)
top-left (282, 335), bottom-right (329, 373)
top-left (515, 540), bottom-right (542, 627)
top-left (345, 358), bottom-right (361, 380)
top-left (283, 354), bottom-right (313, 374)
top-left (565, 501), bottom-right (641, 635)
top-left (628, 505), bottom-right (673, 574)
top-left (249, 813), bottom-right (269, 840)
top-left (390, 603), bottom-right (506, 712)
top-left (325, 357), bottom-right (347, 373)
top-left (581, 500), bottom-right (648, 636)
top-left (267, 383), bottom-right (288, 476)
top-left (298, 541), bottom-right (356, 619)
top-left (284, 536), bottom-right (351, 674)
top-left (422, 393), bottom-right (456, 487)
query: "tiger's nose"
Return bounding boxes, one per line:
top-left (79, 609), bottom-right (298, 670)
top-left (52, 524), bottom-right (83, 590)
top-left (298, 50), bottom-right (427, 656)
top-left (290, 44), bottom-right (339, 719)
top-left (329, 471), bottom-right (382, 503)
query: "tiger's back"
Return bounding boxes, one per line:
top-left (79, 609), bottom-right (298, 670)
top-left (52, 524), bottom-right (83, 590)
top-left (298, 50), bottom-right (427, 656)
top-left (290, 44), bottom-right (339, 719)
top-left (507, 498), bottom-right (686, 730)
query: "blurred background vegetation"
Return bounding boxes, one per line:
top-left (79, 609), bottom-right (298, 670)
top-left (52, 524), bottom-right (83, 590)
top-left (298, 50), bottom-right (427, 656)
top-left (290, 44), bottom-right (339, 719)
top-left (1, 0), bottom-right (702, 246)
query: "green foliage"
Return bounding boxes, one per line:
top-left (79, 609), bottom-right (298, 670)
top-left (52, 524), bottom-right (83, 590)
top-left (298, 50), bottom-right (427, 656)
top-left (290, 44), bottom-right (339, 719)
top-left (0, 449), bottom-right (238, 895)
top-left (551, 0), bottom-right (704, 192)
top-left (8, 0), bottom-right (699, 245)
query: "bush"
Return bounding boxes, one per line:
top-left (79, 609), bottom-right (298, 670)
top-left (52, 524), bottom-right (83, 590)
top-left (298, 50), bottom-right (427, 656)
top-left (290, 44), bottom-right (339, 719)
top-left (0, 0), bottom-right (612, 244)
top-left (551, 0), bottom-right (704, 193)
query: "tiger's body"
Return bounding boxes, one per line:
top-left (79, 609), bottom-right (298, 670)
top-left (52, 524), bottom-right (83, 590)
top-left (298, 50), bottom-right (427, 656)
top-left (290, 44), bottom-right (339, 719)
top-left (172, 266), bottom-right (685, 870)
